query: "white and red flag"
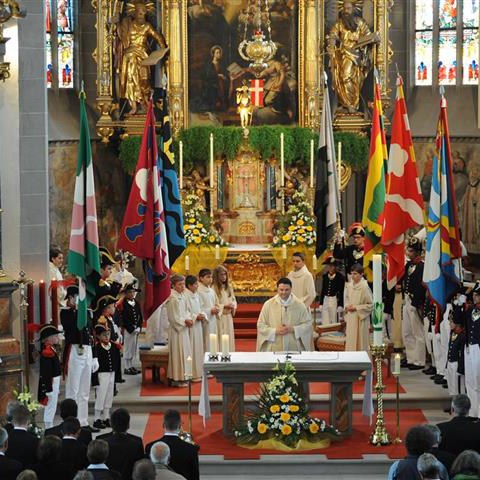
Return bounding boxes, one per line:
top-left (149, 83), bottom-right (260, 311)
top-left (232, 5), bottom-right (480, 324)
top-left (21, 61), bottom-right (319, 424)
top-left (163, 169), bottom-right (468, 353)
top-left (381, 75), bottom-right (425, 289)
top-left (250, 79), bottom-right (264, 106)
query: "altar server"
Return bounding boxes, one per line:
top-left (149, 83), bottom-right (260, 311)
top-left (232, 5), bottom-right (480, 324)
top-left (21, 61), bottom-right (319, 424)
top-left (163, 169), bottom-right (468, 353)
top-left (198, 268), bottom-right (219, 352)
top-left (402, 237), bottom-right (427, 370)
top-left (257, 277), bottom-right (312, 352)
top-left (117, 282), bottom-right (142, 375)
top-left (166, 275), bottom-right (193, 387)
top-left (287, 252), bottom-right (316, 310)
top-left (61, 285), bottom-right (99, 431)
top-left (213, 265), bottom-right (237, 352)
top-left (38, 325), bottom-right (62, 429)
top-left (333, 222), bottom-right (365, 276)
top-left (344, 264), bottom-right (373, 352)
top-left (185, 275), bottom-right (206, 381)
top-left (92, 324), bottom-right (122, 429)
top-left (446, 306), bottom-right (466, 397)
top-left (319, 256), bottom-right (345, 325)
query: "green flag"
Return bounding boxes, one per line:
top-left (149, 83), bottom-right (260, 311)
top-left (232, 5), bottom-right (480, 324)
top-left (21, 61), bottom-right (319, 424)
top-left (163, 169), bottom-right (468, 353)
top-left (67, 91), bottom-right (100, 329)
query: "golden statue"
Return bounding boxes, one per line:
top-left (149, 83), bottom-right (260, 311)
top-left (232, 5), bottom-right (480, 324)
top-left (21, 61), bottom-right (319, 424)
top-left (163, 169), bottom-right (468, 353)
top-left (327, 1), bottom-right (379, 113)
top-left (112, 0), bottom-right (167, 115)
top-left (236, 81), bottom-right (253, 131)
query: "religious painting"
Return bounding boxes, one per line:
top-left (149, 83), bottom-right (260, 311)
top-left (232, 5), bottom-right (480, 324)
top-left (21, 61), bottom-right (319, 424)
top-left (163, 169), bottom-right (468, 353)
top-left (187, 0), bottom-right (298, 127)
top-left (413, 139), bottom-right (480, 271)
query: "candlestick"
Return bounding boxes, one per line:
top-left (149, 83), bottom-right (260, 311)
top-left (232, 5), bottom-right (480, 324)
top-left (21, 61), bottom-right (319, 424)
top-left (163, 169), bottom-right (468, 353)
top-left (185, 355), bottom-right (193, 378)
top-left (281, 244), bottom-right (287, 260)
top-left (209, 133), bottom-right (214, 189)
top-left (221, 334), bottom-right (229, 355)
top-left (310, 139), bottom-right (314, 188)
top-left (312, 254), bottom-right (317, 272)
top-left (280, 132), bottom-right (284, 187)
top-left (370, 344), bottom-right (390, 446)
top-left (209, 333), bottom-right (217, 354)
top-left (179, 140), bottom-right (183, 189)
top-left (185, 255), bottom-right (190, 273)
top-left (372, 254), bottom-right (383, 346)
top-left (39, 280), bottom-right (46, 325)
top-left (393, 353), bottom-right (401, 375)
top-left (215, 244), bottom-right (220, 261)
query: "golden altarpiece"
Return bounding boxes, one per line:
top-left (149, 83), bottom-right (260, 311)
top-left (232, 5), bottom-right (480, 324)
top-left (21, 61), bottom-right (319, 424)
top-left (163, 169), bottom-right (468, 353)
top-left (92, 0), bottom-right (393, 273)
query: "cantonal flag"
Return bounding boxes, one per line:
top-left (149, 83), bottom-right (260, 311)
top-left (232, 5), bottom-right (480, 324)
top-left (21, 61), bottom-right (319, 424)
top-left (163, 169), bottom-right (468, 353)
top-left (67, 91), bottom-right (101, 330)
top-left (381, 75), bottom-right (425, 289)
top-left (250, 79), bottom-right (264, 107)
top-left (362, 81), bottom-right (388, 282)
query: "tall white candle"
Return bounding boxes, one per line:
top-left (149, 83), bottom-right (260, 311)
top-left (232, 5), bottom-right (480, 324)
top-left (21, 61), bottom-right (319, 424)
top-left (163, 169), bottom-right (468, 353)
top-left (215, 244), bottom-right (220, 261)
top-left (282, 244), bottom-right (287, 260)
top-left (185, 255), bottom-right (190, 272)
top-left (221, 334), bottom-right (230, 355)
top-left (312, 254), bottom-right (317, 271)
top-left (209, 333), bottom-right (217, 354)
top-left (209, 133), bottom-right (214, 188)
top-left (280, 132), bottom-right (285, 187)
top-left (310, 139), bottom-right (314, 188)
top-left (179, 140), bottom-right (183, 189)
top-left (372, 253), bottom-right (383, 346)
top-left (393, 353), bottom-right (401, 375)
top-left (185, 355), bottom-right (193, 378)
top-left (337, 141), bottom-right (342, 184)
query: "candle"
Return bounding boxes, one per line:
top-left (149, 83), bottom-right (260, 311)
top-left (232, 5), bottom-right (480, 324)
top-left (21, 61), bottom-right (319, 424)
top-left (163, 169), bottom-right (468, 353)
top-left (185, 355), bottom-right (193, 378)
top-left (209, 133), bottom-right (214, 188)
top-left (39, 280), bottom-right (46, 325)
top-left (312, 254), bottom-right (317, 272)
top-left (221, 334), bottom-right (230, 355)
top-left (215, 244), bottom-right (220, 261)
top-left (372, 254), bottom-right (383, 346)
top-left (51, 280), bottom-right (59, 327)
top-left (393, 353), bottom-right (401, 375)
top-left (209, 333), bottom-right (217, 354)
top-left (185, 255), bottom-right (190, 272)
top-left (282, 244), bottom-right (287, 260)
top-left (179, 140), bottom-right (183, 189)
top-left (310, 138), bottom-right (314, 188)
top-left (280, 132), bottom-right (285, 187)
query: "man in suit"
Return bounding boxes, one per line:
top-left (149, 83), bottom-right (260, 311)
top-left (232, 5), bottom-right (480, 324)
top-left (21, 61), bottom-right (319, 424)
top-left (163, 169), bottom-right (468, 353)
top-left (145, 409), bottom-right (199, 480)
top-left (0, 428), bottom-right (23, 480)
top-left (5, 403), bottom-right (39, 466)
top-left (97, 408), bottom-right (144, 480)
top-left (45, 398), bottom-right (95, 444)
top-left (149, 442), bottom-right (185, 480)
top-left (437, 394), bottom-right (480, 455)
top-left (86, 439), bottom-right (121, 480)
top-left (60, 416), bottom-right (88, 472)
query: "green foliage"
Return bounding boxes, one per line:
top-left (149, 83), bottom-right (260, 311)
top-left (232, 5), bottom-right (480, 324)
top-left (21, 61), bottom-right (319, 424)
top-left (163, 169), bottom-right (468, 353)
top-left (118, 126), bottom-right (369, 175)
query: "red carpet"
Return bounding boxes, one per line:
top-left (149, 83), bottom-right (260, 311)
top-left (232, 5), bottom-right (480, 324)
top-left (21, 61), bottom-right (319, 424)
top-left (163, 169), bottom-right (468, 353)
top-left (143, 409), bottom-right (425, 459)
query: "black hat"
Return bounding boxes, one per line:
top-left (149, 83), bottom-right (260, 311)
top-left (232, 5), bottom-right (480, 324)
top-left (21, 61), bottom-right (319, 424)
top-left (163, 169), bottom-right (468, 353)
top-left (122, 282), bottom-right (141, 293)
top-left (472, 282), bottom-right (480, 295)
top-left (94, 323), bottom-right (109, 336)
top-left (407, 237), bottom-right (423, 253)
top-left (66, 285), bottom-right (79, 299)
top-left (39, 324), bottom-right (61, 342)
top-left (99, 247), bottom-right (116, 269)
top-left (348, 223), bottom-right (365, 237)
top-left (93, 295), bottom-right (117, 313)
top-left (323, 255), bottom-right (341, 266)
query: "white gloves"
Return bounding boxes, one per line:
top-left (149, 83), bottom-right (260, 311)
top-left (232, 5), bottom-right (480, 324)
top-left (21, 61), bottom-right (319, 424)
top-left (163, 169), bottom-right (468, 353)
top-left (92, 358), bottom-right (99, 373)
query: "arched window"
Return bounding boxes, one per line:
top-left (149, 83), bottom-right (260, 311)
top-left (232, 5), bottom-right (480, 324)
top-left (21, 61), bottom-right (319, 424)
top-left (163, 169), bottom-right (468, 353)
top-left (46, 0), bottom-right (74, 89)
top-left (415, 0), bottom-right (479, 86)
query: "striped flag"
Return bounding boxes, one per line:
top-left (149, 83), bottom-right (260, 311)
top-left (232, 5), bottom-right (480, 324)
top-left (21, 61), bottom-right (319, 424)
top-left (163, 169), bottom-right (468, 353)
top-left (381, 75), bottom-right (425, 289)
top-left (67, 91), bottom-right (101, 330)
top-left (314, 81), bottom-right (342, 257)
top-left (362, 81), bottom-right (388, 281)
top-left (423, 93), bottom-right (462, 314)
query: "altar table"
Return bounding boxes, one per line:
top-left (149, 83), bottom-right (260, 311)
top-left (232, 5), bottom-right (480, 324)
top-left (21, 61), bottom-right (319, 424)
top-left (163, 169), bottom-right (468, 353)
top-left (202, 351), bottom-right (372, 437)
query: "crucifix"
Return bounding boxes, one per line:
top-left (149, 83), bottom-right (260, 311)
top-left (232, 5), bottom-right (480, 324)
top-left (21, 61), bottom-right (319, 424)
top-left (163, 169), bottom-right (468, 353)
top-left (237, 168), bottom-right (255, 208)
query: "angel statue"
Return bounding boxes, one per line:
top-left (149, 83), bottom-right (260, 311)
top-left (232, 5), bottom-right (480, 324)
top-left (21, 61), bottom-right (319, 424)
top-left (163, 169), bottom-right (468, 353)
top-left (111, 0), bottom-right (168, 115)
top-left (327, 0), bottom-right (379, 113)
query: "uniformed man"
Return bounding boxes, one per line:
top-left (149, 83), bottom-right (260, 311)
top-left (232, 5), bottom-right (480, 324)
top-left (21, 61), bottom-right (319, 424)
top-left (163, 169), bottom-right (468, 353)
top-left (118, 282), bottom-right (143, 375)
top-left (94, 247), bottom-right (124, 299)
top-left (464, 282), bottom-right (480, 417)
top-left (446, 305), bottom-right (466, 398)
top-left (319, 256), bottom-right (345, 325)
top-left (61, 285), bottom-right (99, 432)
top-left (402, 237), bottom-right (427, 370)
top-left (333, 222), bottom-right (365, 276)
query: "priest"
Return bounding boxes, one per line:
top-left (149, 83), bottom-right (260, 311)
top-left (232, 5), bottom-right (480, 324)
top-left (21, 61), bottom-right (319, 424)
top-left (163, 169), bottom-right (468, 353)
top-left (287, 252), bottom-right (316, 310)
top-left (256, 278), bottom-right (313, 352)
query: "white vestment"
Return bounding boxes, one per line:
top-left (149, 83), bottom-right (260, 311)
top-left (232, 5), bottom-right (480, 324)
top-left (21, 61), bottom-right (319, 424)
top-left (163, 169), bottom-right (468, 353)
top-left (198, 283), bottom-right (218, 351)
top-left (256, 294), bottom-right (312, 352)
top-left (185, 289), bottom-right (205, 379)
top-left (288, 266), bottom-right (316, 310)
top-left (215, 286), bottom-right (237, 352)
top-left (344, 279), bottom-right (373, 352)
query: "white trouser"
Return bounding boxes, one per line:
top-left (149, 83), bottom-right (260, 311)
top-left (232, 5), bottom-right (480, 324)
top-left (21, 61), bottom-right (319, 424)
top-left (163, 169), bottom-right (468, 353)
top-left (94, 371), bottom-right (115, 419)
top-left (402, 297), bottom-right (426, 366)
top-left (321, 296), bottom-right (337, 325)
top-left (440, 312), bottom-right (451, 374)
top-left (432, 332), bottom-right (443, 375)
top-left (43, 375), bottom-right (60, 428)
top-left (423, 318), bottom-right (434, 359)
top-left (65, 345), bottom-right (93, 427)
top-left (464, 344), bottom-right (480, 417)
top-left (446, 361), bottom-right (465, 396)
top-left (123, 330), bottom-right (137, 368)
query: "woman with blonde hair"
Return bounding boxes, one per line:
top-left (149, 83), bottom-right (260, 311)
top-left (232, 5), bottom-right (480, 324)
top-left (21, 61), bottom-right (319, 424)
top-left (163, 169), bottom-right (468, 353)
top-left (212, 265), bottom-right (237, 352)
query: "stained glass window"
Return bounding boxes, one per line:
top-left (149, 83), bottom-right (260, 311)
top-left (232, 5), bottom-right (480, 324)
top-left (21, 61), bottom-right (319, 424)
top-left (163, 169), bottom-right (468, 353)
top-left (415, 0), bottom-right (479, 86)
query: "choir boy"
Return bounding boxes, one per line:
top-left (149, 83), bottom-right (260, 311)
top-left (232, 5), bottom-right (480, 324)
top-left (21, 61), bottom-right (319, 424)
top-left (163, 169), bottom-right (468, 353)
top-left (197, 268), bottom-right (219, 352)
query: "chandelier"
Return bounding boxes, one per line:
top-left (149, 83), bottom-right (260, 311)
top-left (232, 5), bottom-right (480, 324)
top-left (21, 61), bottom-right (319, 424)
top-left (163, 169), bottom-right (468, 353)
top-left (238, 0), bottom-right (277, 77)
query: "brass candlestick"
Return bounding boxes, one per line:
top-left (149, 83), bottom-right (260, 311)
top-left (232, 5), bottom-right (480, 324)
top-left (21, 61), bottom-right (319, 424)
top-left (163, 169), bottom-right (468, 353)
top-left (370, 343), bottom-right (391, 446)
top-left (182, 372), bottom-right (194, 444)
top-left (392, 372), bottom-right (402, 444)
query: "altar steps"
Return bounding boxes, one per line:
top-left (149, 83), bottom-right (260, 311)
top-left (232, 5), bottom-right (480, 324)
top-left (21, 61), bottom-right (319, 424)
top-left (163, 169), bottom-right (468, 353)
top-left (234, 303), bottom-right (262, 339)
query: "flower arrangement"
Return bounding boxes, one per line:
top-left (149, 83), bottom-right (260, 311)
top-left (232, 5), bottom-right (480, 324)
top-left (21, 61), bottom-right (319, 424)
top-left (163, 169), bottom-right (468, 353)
top-left (183, 193), bottom-right (227, 246)
top-left (12, 387), bottom-right (42, 438)
top-left (234, 362), bottom-right (339, 449)
top-left (272, 191), bottom-right (316, 247)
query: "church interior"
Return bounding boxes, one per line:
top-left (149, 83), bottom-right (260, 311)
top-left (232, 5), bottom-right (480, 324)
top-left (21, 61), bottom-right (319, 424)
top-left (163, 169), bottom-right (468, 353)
top-left (1, 0), bottom-right (480, 479)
